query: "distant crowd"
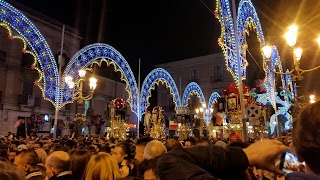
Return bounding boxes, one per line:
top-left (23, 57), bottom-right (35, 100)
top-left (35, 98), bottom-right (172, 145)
top-left (0, 100), bottom-right (320, 180)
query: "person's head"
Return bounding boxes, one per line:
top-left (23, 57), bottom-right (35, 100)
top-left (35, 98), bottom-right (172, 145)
top-left (14, 150), bottom-right (39, 173)
top-left (7, 148), bottom-right (17, 163)
top-left (230, 128), bottom-right (236, 134)
top-left (33, 141), bottom-right (43, 149)
top-left (11, 141), bottom-right (20, 149)
top-left (112, 141), bottom-right (132, 164)
top-left (214, 140), bottom-right (227, 148)
top-left (45, 151), bottom-right (71, 178)
top-left (65, 140), bottom-right (76, 149)
top-left (26, 141), bottom-right (34, 149)
top-left (135, 137), bottom-right (153, 164)
top-left (69, 149), bottom-right (91, 180)
top-left (0, 160), bottom-right (25, 180)
top-left (140, 158), bottom-right (159, 180)
top-left (166, 138), bottom-right (182, 151)
top-left (85, 152), bottom-right (121, 180)
top-left (34, 148), bottom-right (48, 164)
top-left (144, 140), bottom-right (167, 160)
top-left (292, 101), bottom-right (320, 175)
top-left (184, 137), bottom-right (196, 148)
top-left (196, 138), bottom-right (211, 146)
top-left (93, 144), bottom-right (102, 152)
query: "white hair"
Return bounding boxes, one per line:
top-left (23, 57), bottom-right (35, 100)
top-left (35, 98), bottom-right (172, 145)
top-left (144, 140), bottom-right (167, 160)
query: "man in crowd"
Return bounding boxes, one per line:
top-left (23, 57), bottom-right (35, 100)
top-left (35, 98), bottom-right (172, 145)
top-left (285, 101), bottom-right (320, 179)
top-left (45, 151), bottom-right (72, 180)
top-left (229, 128), bottom-right (243, 141)
top-left (165, 138), bottom-right (182, 151)
top-left (144, 140), bottom-right (167, 160)
top-left (7, 148), bottom-right (17, 163)
top-left (184, 137), bottom-right (196, 148)
top-left (14, 150), bottom-right (45, 180)
top-left (134, 137), bottom-right (153, 164)
top-left (158, 139), bottom-right (289, 179)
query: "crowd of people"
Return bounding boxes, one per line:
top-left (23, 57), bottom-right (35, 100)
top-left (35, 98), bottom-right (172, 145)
top-left (0, 100), bottom-right (320, 180)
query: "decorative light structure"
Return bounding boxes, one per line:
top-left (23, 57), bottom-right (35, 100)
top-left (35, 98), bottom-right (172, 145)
top-left (140, 68), bottom-right (181, 118)
top-left (62, 43), bottom-right (139, 114)
top-left (0, 0), bottom-right (58, 106)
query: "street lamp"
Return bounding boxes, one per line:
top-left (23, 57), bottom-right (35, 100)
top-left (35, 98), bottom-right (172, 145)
top-left (310, 95), bottom-right (316, 104)
top-left (65, 69), bottom-right (97, 136)
top-left (65, 69), bottom-right (97, 104)
top-left (263, 25), bottom-right (320, 110)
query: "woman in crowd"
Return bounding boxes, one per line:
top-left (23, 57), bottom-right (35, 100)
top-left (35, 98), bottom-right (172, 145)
top-left (85, 152), bottom-right (121, 180)
top-left (69, 149), bottom-right (92, 180)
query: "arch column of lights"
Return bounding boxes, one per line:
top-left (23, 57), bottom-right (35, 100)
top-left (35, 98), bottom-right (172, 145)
top-left (0, 0), bottom-right (59, 106)
top-left (62, 43), bottom-right (139, 115)
top-left (140, 68), bottom-right (181, 120)
top-left (216, 0), bottom-right (294, 138)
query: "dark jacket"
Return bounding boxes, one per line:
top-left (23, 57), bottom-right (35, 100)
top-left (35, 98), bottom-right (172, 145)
top-left (49, 171), bottom-right (73, 180)
top-left (157, 146), bottom-right (249, 180)
top-left (285, 172), bottom-right (320, 180)
top-left (26, 171), bottom-right (45, 180)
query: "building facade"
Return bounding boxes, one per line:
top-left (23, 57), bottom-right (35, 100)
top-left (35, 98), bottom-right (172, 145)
top-left (0, 2), bottom-right (135, 135)
top-left (156, 53), bottom-right (234, 136)
top-left (157, 53), bottom-right (234, 113)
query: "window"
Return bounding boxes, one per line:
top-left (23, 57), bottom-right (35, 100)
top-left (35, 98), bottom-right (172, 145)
top-left (0, 50), bottom-right (6, 62)
top-left (190, 69), bottom-right (198, 81)
top-left (213, 66), bottom-right (222, 82)
top-left (22, 81), bottom-right (33, 96)
top-left (34, 97), bottom-right (41, 107)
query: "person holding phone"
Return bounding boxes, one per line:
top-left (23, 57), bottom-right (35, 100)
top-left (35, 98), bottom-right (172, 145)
top-left (285, 100), bottom-right (320, 180)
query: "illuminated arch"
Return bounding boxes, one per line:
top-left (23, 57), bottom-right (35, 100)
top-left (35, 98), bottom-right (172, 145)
top-left (237, 0), bottom-right (266, 81)
top-left (62, 43), bottom-right (139, 114)
top-left (140, 68), bottom-right (181, 115)
top-left (216, 0), bottom-right (237, 81)
top-left (181, 82), bottom-right (205, 107)
top-left (208, 92), bottom-right (220, 109)
top-left (216, 0), bottom-right (266, 83)
top-left (0, 0), bottom-right (58, 105)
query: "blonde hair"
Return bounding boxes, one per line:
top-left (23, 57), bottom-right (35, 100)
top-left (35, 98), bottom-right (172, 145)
top-left (85, 152), bottom-right (121, 180)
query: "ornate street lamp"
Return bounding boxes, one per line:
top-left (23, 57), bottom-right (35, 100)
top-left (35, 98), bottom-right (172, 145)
top-left (64, 69), bottom-right (97, 136)
top-left (263, 25), bottom-right (320, 112)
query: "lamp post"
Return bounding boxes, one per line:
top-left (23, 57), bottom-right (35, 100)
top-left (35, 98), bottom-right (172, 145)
top-left (195, 103), bottom-right (212, 137)
top-left (263, 24), bottom-right (320, 119)
top-left (64, 69), bottom-right (97, 136)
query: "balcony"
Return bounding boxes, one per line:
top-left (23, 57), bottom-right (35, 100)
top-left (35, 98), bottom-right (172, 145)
top-left (210, 76), bottom-right (223, 83)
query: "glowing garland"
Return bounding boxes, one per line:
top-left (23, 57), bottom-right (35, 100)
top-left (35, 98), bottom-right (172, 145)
top-left (140, 68), bottom-right (181, 119)
top-left (62, 43), bottom-right (139, 114)
top-left (237, 0), bottom-right (266, 81)
top-left (215, 0), bottom-right (266, 84)
top-left (181, 82), bottom-right (205, 107)
top-left (0, 0), bottom-right (58, 106)
top-left (215, 0), bottom-right (237, 82)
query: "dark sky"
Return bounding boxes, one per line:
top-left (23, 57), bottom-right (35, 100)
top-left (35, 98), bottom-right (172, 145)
top-left (13, 0), bottom-right (320, 96)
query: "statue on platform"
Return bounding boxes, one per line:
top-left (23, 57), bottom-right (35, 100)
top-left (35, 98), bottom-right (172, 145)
top-left (108, 98), bottom-right (127, 139)
top-left (149, 106), bottom-right (165, 139)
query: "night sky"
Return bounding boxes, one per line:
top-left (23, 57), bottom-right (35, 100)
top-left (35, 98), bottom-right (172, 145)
top-left (12, 0), bottom-right (320, 96)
